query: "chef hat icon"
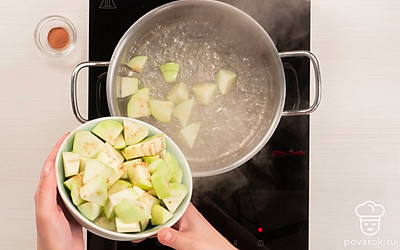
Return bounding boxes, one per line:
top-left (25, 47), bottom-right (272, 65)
top-left (355, 201), bottom-right (385, 236)
top-left (355, 201), bottom-right (385, 218)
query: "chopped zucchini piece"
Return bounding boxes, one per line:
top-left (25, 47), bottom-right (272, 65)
top-left (216, 69), bottom-right (237, 94)
top-left (173, 99), bottom-right (194, 127)
top-left (192, 83), bottom-right (218, 105)
top-left (92, 120), bottom-right (123, 145)
top-left (149, 99), bottom-right (174, 122)
top-left (127, 87), bottom-right (151, 118)
top-left (160, 62), bottom-right (180, 83)
top-left (62, 152), bottom-right (80, 178)
top-left (72, 131), bottom-right (104, 158)
top-left (78, 202), bottom-right (103, 221)
top-left (123, 119), bottom-right (149, 145)
top-left (167, 82), bottom-right (189, 104)
top-left (151, 204), bottom-right (173, 225)
top-left (126, 56), bottom-right (147, 73)
top-left (179, 122), bottom-right (201, 148)
top-left (119, 77), bottom-right (139, 98)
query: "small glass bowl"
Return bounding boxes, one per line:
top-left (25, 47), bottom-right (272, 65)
top-left (34, 15), bottom-right (76, 57)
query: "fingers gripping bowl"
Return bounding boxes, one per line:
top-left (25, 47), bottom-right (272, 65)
top-left (55, 117), bottom-right (192, 241)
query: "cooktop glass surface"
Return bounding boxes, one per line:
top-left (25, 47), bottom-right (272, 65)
top-left (87, 1), bottom-right (310, 249)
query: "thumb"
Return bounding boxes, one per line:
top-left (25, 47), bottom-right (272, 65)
top-left (158, 227), bottom-right (191, 250)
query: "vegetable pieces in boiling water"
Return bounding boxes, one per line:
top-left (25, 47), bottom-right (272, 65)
top-left (123, 55), bottom-right (238, 149)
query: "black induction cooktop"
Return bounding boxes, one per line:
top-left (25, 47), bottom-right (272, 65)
top-left (87, 1), bottom-right (310, 249)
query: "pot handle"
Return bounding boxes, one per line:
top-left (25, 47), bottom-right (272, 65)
top-left (279, 50), bottom-right (321, 116)
top-left (71, 61), bottom-right (110, 123)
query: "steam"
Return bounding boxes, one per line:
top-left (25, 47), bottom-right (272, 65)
top-left (192, 169), bottom-right (248, 203)
top-left (191, 0), bottom-right (310, 191)
top-left (219, 0), bottom-right (310, 50)
top-left (192, 145), bottom-right (278, 202)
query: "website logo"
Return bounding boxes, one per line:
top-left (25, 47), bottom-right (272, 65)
top-left (355, 201), bottom-right (385, 236)
top-left (344, 201), bottom-right (395, 247)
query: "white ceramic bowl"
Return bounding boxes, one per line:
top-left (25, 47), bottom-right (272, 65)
top-left (55, 117), bottom-right (192, 241)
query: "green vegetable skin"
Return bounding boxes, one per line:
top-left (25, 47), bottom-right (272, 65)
top-left (62, 119), bottom-right (188, 233)
top-left (160, 62), bottom-right (180, 83)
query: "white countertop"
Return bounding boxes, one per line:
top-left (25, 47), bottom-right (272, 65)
top-left (0, 0), bottom-right (399, 249)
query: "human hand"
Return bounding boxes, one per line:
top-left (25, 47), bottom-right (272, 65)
top-left (34, 134), bottom-right (84, 250)
top-left (157, 203), bottom-right (237, 250)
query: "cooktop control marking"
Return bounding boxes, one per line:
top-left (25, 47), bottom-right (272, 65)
top-left (99, 0), bottom-right (116, 9)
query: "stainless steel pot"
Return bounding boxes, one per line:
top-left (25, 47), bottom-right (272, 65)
top-left (71, 0), bottom-right (321, 177)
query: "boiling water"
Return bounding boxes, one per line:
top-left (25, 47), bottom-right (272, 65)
top-left (117, 18), bottom-right (273, 173)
